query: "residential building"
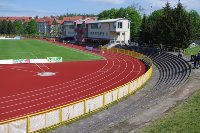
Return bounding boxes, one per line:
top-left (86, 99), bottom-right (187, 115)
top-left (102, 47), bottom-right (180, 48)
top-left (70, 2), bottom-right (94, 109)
top-left (36, 18), bottom-right (50, 35)
top-left (60, 16), bottom-right (84, 39)
top-left (36, 17), bottom-right (61, 37)
top-left (74, 17), bottom-right (97, 43)
top-left (86, 18), bottom-right (130, 45)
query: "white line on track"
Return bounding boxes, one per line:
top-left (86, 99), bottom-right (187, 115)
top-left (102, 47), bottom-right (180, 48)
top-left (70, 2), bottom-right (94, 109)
top-left (1, 53), bottom-right (142, 113)
top-left (1, 52), bottom-right (144, 121)
top-left (1, 53), bottom-right (124, 113)
top-left (1, 55), bottom-right (115, 104)
top-left (1, 53), bottom-right (136, 107)
top-left (0, 56), bottom-right (110, 100)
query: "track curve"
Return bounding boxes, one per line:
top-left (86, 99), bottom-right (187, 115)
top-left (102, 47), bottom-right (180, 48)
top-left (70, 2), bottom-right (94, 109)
top-left (0, 48), bottom-right (146, 122)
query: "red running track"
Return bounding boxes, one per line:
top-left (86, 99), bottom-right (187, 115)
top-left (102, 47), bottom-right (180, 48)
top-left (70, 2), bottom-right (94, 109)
top-left (0, 45), bottom-right (146, 122)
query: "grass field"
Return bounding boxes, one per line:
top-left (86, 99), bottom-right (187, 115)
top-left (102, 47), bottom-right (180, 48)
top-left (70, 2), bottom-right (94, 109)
top-left (185, 46), bottom-right (200, 55)
top-left (0, 39), bottom-right (103, 61)
top-left (143, 90), bottom-right (200, 133)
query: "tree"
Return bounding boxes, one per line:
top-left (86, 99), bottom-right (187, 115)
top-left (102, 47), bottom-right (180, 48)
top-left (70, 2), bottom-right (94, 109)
top-left (189, 10), bottom-right (200, 40)
top-left (173, 2), bottom-right (192, 48)
top-left (139, 1), bottom-right (192, 49)
top-left (13, 21), bottom-right (24, 35)
top-left (98, 8), bottom-right (118, 20)
top-left (139, 15), bottom-right (149, 43)
top-left (26, 20), bottom-right (38, 35)
top-left (1, 20), bottom-right (8, 34)
top-left (161, 2), bottom-right (175, 46)
top-left (7, 20), bottom-right (15, 34)
top-left (0, 21), bottom-right (2, 34)
top-left (148, 9), bottom-right (164, 44)
top-left (23, 22), bottom-right (28, 34)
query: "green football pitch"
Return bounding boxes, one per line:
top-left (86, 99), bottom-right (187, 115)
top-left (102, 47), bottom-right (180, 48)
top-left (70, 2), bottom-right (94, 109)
top-left (0, 39), bottom-right (103, 61)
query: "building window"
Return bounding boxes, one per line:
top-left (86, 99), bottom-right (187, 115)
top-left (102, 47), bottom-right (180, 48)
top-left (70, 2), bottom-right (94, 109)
top-left (122, 33), bottom-right (125, 35)
top-left (118, 22), bottom-right (123, 28)
top-left (117, 33), bottom-right (120, 35)
top-left (91, 23), bottom-right (98, 29)
top-left (68, 32), bottom-right (74, 35)
top-left (98, 23), bottom-right (101, 29)
top-left (106, 32), bottom-right (108, 36)
top-left (100, 32), bottom-right (104, 36)
top-left (69, 25), bottom-right (74, 29)
top-left (128, 23), bottom-right (130, 29)
top-left (113, 22), bottom-right (116, 28)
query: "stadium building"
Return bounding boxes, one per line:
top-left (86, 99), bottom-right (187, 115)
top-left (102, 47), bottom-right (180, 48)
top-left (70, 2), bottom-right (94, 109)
top-left (86, 18), bottom-right (131, 45)
top-left (61, 17), bottom-right (130, 45)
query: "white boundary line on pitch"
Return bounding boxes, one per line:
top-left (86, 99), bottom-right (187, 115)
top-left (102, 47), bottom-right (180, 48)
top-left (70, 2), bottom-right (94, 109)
top-left (30, 52), bottom-right (50, 70)
top-left (14, 52), bottom-right (50, 72)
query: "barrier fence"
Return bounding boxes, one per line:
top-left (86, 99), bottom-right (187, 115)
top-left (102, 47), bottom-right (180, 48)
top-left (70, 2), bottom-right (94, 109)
top-left (0, 48), bottom-right (153, 133)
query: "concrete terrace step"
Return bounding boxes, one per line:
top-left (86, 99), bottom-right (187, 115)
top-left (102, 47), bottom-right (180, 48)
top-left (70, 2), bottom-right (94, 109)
top-left (51, 45), bottom-right (192, 133)
top-left (119, 45), bottom-right (191, 92)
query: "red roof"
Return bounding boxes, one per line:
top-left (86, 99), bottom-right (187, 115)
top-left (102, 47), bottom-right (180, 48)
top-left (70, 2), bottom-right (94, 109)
top-left (35, 18), bottom-right (46, 23)
top-left (36, 17), bottom-right (56, 25)
top-left (0, 17), bottom-right (31, 22)
top-left (0, 16), bottom-right (97, 25)
top-left (48, 18), bottom-right (55, 25)
top-left (61, 16), bottom-right (84, 24)
top-left (0, 17), bottom-right (7, 20)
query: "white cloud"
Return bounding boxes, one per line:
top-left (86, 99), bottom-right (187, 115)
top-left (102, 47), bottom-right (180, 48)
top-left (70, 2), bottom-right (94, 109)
top-left (84, 0), bottom-right (125, 5)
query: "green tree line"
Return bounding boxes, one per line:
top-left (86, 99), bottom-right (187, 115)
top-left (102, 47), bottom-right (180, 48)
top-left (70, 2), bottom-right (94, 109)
top-left (138, 2), bottom-right (200, 48)
top-left (0, 19), bottom-right (38, 35)
top-left (58, 13), bottom-right (97, 20)
top-left (98, 1), bottom-right (200, 49)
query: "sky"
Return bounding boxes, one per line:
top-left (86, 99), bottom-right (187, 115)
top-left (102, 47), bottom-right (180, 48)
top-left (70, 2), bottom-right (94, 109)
top-left (0, 0), bottom-right (200, 17)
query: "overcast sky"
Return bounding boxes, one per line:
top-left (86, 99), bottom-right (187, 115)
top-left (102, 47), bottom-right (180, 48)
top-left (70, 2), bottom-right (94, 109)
top-left (0, 0), bottom-right (199, 17)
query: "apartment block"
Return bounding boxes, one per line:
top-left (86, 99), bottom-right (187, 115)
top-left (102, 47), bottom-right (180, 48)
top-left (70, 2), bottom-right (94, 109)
top-left (86, 18), bottom-right (130, 44)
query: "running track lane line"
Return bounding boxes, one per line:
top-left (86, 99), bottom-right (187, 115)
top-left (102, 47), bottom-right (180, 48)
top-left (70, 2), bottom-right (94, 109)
top-left (1, 52), bottom-right (136, 105)
top-left (0, 51), bottom-right (145, 122)
top-left (0, 52), bottom-right (117, 102)
top-left (0, 54), bottom-right (111, 100)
